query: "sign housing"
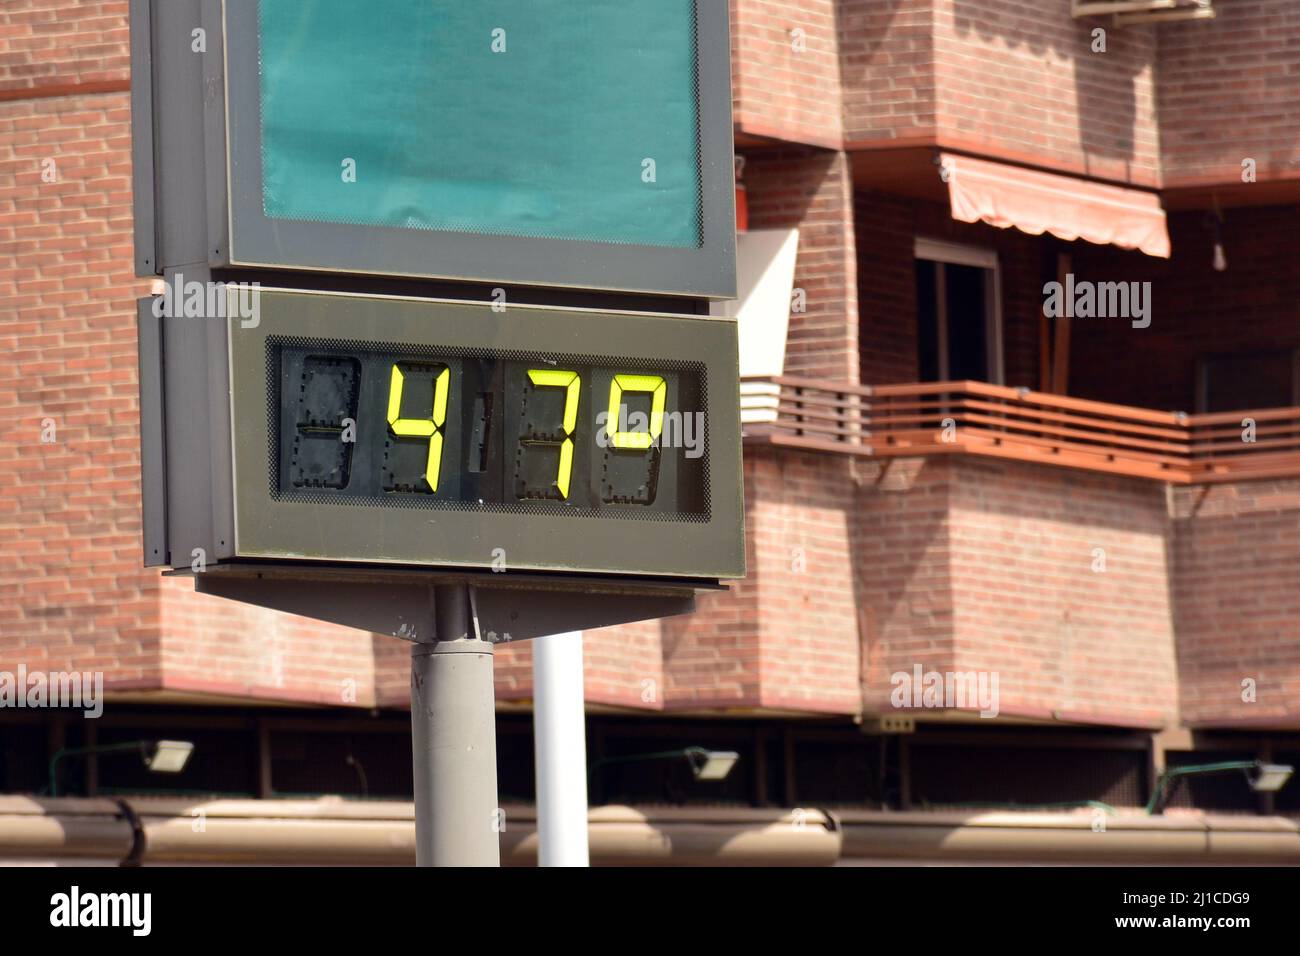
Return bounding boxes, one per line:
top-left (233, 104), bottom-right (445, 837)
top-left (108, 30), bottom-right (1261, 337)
top-left (133, 0), bottom-right (737, 299)
top-left (140, 289), bottom-right (743, 580)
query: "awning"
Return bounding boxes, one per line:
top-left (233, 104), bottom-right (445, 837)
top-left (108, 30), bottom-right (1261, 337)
top-left (710, 228), bottom-right (800, 424)
top-left (942, 152), bottom-right (1171, 258)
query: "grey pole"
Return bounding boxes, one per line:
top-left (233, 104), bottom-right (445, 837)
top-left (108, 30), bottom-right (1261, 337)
top-left (410, 584), bottom-right (500, 867)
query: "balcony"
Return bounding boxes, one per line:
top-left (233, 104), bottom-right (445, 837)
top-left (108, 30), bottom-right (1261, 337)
top-left (742, 376), bottom-right (1300, 485)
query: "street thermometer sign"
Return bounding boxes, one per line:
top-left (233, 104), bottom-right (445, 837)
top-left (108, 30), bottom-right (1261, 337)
top-left (146, 289), bottom-right (742, 580)
top-left (133, 0), bottom-right (741, 869)
top-left (132, 0), bottom-right (743, 621)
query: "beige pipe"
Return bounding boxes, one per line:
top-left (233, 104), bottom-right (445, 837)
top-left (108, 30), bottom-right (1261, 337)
top-left (141, 802), bottom-right (840, 867)
top-left (6, 797), bottom-right (1299, 865)
top-left (0, 797), bottom-right (840, 866)
top-left (836, 810), bottom-right (1300, 864)
top-left (0, 796), bottom-right (134, 860)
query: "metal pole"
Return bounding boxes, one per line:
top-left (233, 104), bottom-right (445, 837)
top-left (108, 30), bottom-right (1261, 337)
top-left (532, 630), bottom-right (590, 866)
top-left (410, 584), bottom-right (500, 867)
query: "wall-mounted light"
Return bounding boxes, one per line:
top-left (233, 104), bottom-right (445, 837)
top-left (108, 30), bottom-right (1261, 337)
top-left (144, 740), bottom-right (196, 775)
top-left (588, 746), bottom-right (742, 802)
top-left (48, 739), bottom-right (196, 796)
top-left (1248, 763), bottom-right (1294, 793)
top-left (1213, 240), bottom-right (1227, 272)
top-left (1146, 759), bottom-right (1294, 814)
top-left (1210, 199), bottom-right (1227, 272)
top-left (684, 747), bottom-right (740, 781)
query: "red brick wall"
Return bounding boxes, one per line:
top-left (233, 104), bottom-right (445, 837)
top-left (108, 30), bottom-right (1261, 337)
top-left (744, 146), bottom-right (860, 382)
top-left (839, 0), bottom-right (937, 145)
top-left (584, 621), bottom-right (664, 710)
top-left (731, 0), bottom-right (843, 147)
top-left (854, 190), bottom-right (922, 383)
top-left (748, 450), bottom-right (861, 713)
top-left (857, 456), bottom-right (1179, 728)
top-left (1158, 0), bottom-right (1300, 188)
top-left (945, 458), bottom-right (1178, 727)
top-left (754, 0), bottom-right (1289, 196)
top-left (0, 0), bottom-right (129, 94)
top-left (655, 460), bottom-right (765, 710)
top-left (840, 0), bottom-right (1162, 188)
top-left (855, 457), bottom-right (959, 711)
top-left (665, 448), bottom-right (1300, 731)
top-left (372, 632), bottom-right (412, 709)
top-left (157, 580), bottom-right (377, 707)
top-left (0, 89), bottom-right (160, 684)
top-left (1172, 479), bottom-right (1300, 728)
top-left (933, 0), bottom-right (1161, 187)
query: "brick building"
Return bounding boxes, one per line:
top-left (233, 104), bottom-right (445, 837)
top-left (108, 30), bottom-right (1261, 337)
top-left (2, 1), bottom-right (1300, 863)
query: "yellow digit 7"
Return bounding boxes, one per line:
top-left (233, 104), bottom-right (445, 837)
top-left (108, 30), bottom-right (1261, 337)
top-left (526, 369), bottom-right (580, 498)
top-left (606, 374), bottom-right (666, 449)
top-left (387, 363), bottom-right (450, 492)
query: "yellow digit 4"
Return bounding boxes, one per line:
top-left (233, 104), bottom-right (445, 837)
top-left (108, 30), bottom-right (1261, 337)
top-left (526, 369), bottom-right (580, 498)
top-left (387, 363), bottom-right (450, 491)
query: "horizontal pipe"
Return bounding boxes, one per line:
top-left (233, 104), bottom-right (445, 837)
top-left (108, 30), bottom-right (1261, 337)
top-left (836, 810), bottom-right (1300, 865)
top-left (0, 797), bottom-right (134, 860)
top-left (5, 798), bottom-right (1299, 865)
top-left (0, 797), bottom-right (839, 867)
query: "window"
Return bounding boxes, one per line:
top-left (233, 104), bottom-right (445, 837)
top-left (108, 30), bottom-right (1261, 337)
top-left (914, 238), bottom-right (1004, 384)
top-left (1197, 350), bottom-right (1300, 413)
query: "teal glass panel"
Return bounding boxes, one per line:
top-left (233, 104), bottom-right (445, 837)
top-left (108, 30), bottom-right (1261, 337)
top-left (258, 0), bottom-right (702, 248)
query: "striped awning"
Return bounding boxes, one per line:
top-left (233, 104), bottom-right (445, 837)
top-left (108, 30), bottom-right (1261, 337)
top-left (942, 152), bottom-right (1171, 258)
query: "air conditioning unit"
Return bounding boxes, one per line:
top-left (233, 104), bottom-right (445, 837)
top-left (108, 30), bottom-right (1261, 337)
top-left (1072, 0), bottom-right (1215, 25)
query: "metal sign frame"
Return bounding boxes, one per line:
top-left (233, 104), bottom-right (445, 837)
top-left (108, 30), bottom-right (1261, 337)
top-left (138, 288), bottom-right (745, 581)
top-left (132, 0), bottom-right (736, 299)
top-left (232, 289), bottom-right (744, 577)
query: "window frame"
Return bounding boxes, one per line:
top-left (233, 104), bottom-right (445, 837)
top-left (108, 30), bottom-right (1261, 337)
top-left (1195, 348), bottom-right (1300, 414)
top-left (913, 237), bottom-right (1005, 385)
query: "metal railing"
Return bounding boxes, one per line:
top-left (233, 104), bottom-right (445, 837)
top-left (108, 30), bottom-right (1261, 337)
top-left (740, 376), bottom-right (1300, 484)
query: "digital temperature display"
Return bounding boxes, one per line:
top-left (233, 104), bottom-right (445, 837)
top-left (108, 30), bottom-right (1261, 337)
top-left (224, 291), bottom-right (744, 579)
top-left (273, 342), bottom-right (708, 520)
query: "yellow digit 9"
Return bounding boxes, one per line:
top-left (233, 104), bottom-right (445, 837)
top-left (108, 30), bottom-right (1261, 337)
top-left (606, 374), bottom-right (666, 450)
top-left (387, 363), bottom-right (450, 492)
top-left (526, 369), bottom-right (580, 498)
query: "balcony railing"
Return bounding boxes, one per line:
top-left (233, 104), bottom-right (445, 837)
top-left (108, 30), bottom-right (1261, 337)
top-left (740, 377), bottom-right (1300, 484)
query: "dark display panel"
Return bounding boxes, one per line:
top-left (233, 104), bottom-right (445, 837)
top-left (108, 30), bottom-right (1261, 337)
top-left (226, 291), bottom-right (744, 578)
top-left (273, 340), bottom-right (709, 521)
